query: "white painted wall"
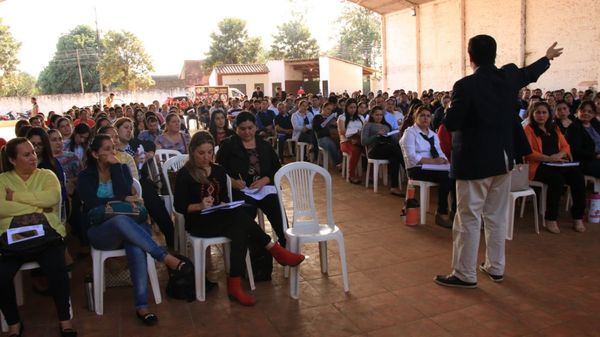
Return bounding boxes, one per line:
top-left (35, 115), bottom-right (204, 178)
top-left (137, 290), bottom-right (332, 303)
top-left (208, 70), bottom-right (218, 86)
top-left (220, 74), bottom-right (270, 96)
top-left (383, 0), bottom-right (600, 92)
top-left (325, 57), bottom-right (363, 95)
top-left (0, 88), bottom-right (189, 114)
top-left (284, 63), bottom-right (304, 81)
top-left (266, 60), bottom-right (285, 95)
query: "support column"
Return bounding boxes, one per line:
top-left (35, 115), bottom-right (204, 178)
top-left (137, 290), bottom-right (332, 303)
top-left (381, 15), bottom-right (388, 91)
top-left (415, 6), bottom-right (422, 93)
top-left (519, 0), bottom-right (527, 67)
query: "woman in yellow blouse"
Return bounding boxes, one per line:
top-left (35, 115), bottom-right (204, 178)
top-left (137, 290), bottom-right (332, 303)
top-left (0, 138), bottom-right (77, 337)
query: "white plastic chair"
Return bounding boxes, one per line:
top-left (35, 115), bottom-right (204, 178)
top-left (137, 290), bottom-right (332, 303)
top-left (406, 179), bottom-right (439, 225)
top-left (341, 152), bottom-right (349, 180)
top-left (507, 188), bottom-right (539, 240)
top-left (187, 176), bottom-right (255, 301)
top-left (274, 162), bottom-right (349, 299)
top-left (364, 147), bottom-right (389, 193)
top-left (295, 142), bottom-right (311, 162)
top-left (91, 178), bottom-right (162, 315)
top-left (153, 149), bottom-right (182, 213)
top-left (162, 154), bottom-right (190, 253)
top-left (317, 146), bottom-right (329, 170)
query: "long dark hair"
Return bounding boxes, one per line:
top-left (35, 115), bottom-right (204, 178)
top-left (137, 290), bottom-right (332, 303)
top-left (528, 101), bottom-right (557, 137)
top-left (85, 134), bottom-right (112, 168)
top-left (26, 127), bottom-right (58, 176)
top-left (184, 131), bottom-right (215, 184)
top-left (14, 120), bottom-right (30, 137)
top-left (69, 123), bottom-right (91, 152)
top-left (1, 137), bottom-right (30, 172)
top-left (368, 105), bottom-right (393, 130)
top-left (208, 110), bottom-right (230, 137)
top-left (343, 98), bottom-right (362, 129)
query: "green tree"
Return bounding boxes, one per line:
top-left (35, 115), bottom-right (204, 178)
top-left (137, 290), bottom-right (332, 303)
top-left (330, 5), bottom-right (381, 67)
top-left (37, 25), bottom-right (101, 94)
top-left (98, 30), bottom-right (155, 91)
top-left (204, 18), bottom-right (264, 70)
top-left (0, 18), bottom-right (22, 94)
top-left (269, 21), bottom-right (320, 59)
top-left (0, 71), bottom-right (38, 97)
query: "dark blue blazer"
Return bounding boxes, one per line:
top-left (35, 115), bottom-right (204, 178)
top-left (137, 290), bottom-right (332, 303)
top-left (444, 57), bottom-right (550, 180)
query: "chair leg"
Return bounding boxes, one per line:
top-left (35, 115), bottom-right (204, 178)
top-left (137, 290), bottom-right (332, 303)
top-left (336, 236), bottom-right (350, 293)
top-left (257, 210), bottom-right (266, 231)
top-left (319, 241), bottom-right (328, 273)
top-left (92, 251), bottom-right (104, 315)
top-left (1, 311), bottom-right (7, 332)
top-left (532, 194), bottom-right (539, 234)
top-left (245, 250), bottom-right (255, 290)
top-left (288, 238), bottom-right (300, 299)
top-left (373, 164), bottom-right (379, 193)
top-left (365, 163), bottom-right (371, 188)
top-left (192, 241), bottom-right (205, 301)
top-left (223, 243), bottom-right (231, 273)
top-left (420, 186), bottom-right (428, 225)
top-left (146, 254), bottom-right (162, 304)
top-left (382, 164), bottom-right (388, 187)
top-left (506, 196), bottom-right (516, 240)
top-left (519, 196), bottom-right (527, 218)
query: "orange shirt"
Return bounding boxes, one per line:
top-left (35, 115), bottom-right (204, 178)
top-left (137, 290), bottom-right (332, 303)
top-left (523, 124), bottom-right (572, 180)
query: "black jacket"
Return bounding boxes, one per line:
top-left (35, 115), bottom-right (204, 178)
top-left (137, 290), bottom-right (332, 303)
top-left (443, 57), bottom-right (550, 180)
top-left (565, 118), bottom-right (600, 163)
top-left (215, 134), bottom-right (281, 186)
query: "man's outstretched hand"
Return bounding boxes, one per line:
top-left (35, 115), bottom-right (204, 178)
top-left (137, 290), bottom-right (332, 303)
top-left (546, 42), bottom-right (563, 60)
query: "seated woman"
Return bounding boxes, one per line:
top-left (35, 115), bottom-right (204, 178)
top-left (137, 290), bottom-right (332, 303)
top-left (400, 106), bottom-right (454, 228)
top-left (97, 125), bottom-right (139, 180)
top-left (68, 123), bottom-right (91, 162)
top-left (553, 100), bottom-right (573, 134)
top-left (291, 100), bottom-right (316, 161)
top-left (524, 101), bottom-right (586, 233)
top-left (208, 109), bottom-right (235, 146)
top-left (216, 112), bottom-right (287, 246)
top-left (565, 101), bottom-right (600, 179)
top-left (137, 114), bottom-right (162, 144)
top-left (77, 135), bottom-right (191, 325)
top-left (155, 113), bottom-right (190, 154)
top-left (0, 138), bottom-right (77, 337)
top-left (174, 131), bottom-right (304, 306)
top-left (337, 99), bottom-right (365, 184)
top-left (312, 102), bottom-right (343, 170)
top-left (362, 106), bottom-right (404, 195)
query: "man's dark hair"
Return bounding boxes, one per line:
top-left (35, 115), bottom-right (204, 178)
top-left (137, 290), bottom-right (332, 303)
top-left (468, 34), bottom-right (497, 66)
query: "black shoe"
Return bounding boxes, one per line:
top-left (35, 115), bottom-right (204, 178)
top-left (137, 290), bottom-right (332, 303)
top-left (60, 327), bottom-right (78, 337)
top-left (478, 263), bottom-right (504, 282)
top-left (136, 311), bottom-right (158, 326)
top-left (434, 274), bottom-right (477, 289)
top-left (435, 213), bottom-right (453, 229)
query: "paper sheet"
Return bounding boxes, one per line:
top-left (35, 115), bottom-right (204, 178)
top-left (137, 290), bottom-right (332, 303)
top-left (421, 163), bottom-right (451, 171)
top-left (241, 185), bottom-right (278, 200)
top-left (201, 200), bottom-right (245, 214)
top-left (543, 162), bottom-right (579, 167)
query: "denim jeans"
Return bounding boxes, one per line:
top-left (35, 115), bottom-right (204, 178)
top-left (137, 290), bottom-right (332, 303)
top-left (318, 137), bottom-right (342, 166)
top-left (87, 215), bottom-right (167, 309)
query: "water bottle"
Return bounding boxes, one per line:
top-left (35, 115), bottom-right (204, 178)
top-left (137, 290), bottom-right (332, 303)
top-left (84, 275), bottom-right (94, 311)
top-left (137, 145), bottom-right (145, 170)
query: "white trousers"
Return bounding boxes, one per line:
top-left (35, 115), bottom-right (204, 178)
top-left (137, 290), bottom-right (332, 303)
top-left (451, 173), bottom-right (510, 283)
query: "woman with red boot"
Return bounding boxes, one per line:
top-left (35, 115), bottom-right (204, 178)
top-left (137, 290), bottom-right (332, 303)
top-left (174, 131), bottom-right (305, 305)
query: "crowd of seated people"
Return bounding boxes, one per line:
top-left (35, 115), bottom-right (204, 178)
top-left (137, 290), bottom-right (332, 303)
top-left (0, 86), bottom-right (598, 333)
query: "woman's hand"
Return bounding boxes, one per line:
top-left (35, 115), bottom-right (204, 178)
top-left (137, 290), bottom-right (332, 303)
top-left (377, 129), bottom-right (386, 136)
top-left (125, 195), bottom-right (144, 204)
top-left (249, 176), bottom-right (269, 190)
top-left (232, 178), bottom-right (247, 190)
top-left (549, 152), bottom-right (568, 162)
top-left (200, 196), bottom-right (214, 210)
top-left (5, 187), bottom-right (13, 201)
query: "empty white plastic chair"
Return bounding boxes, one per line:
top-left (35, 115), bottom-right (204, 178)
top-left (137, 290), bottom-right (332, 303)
top-left (364, 147), bottom-right (388, 192)
top-left (274, 162), bottom-right (349, 299)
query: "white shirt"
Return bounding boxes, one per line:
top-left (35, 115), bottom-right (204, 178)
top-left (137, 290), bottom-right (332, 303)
top-left (399, 124), bottom-right (447, 169)
top-left (337, 114), bottom-right (365, 143)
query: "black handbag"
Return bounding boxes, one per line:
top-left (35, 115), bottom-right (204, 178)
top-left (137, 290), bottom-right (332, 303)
top-left (0, 212), bottom-right (62, 257)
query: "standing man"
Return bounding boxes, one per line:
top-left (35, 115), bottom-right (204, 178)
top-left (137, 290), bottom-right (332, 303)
top-left (104, 92), bottom-right (115, 107)
top-left (31, 97), bottom-right (39, 116)
top-left (435, 35), bottom-right (563, 288)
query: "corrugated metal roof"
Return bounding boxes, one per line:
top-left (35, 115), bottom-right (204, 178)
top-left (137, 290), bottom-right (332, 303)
top-left (214, 64), bottom-right (269, 75)
top-left (348, 0), bottom-right (435, 15)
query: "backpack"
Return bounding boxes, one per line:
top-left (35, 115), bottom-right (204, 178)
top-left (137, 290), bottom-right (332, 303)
top-left (165, 254), bottom-right (195, 302)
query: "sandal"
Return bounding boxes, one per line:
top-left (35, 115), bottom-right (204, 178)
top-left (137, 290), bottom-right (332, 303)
top-left (136, 311), bottom-right (158, 326)
top-left (349, 177), bottom-right (362, 185)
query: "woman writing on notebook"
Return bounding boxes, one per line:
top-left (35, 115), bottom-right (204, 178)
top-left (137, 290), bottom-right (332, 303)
top-left (174, 131), bottom-right (304, 306)
top-left (524, 101), bottom-right (586, 233)
top-left (400, 106), bottom-right (455, 228)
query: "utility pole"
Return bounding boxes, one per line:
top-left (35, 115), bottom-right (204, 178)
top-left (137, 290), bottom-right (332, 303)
top-left (95, 6), bottom-right (103, 105)
top-left (76, 49), bottom-right (85, 94)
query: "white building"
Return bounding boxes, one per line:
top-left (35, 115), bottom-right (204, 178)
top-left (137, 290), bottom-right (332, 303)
top-left (208, 57), bottom-right (377, 97)
top-left (350, 0), bottom-right (600, 92)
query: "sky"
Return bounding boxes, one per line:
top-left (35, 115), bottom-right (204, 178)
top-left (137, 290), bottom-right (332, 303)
top-left (1, 0), bottom-right (349, 77)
